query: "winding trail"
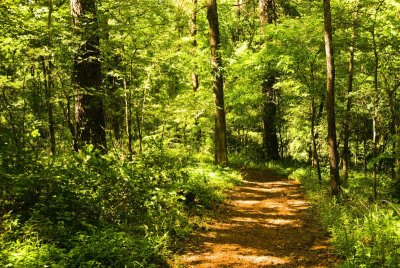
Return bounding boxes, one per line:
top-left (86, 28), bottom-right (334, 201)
top-left (176, 168), bottom-right (338, 267)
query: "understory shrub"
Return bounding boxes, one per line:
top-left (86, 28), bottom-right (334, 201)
top-left (289, 166), bottom-right (400, 268)
top-left (0, 148), bottom-right (242, 267)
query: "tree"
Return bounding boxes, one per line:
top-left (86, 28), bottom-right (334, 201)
top-left (260, 0), bottom-right (279, 160)
top-left (342, 3), bottom-right (359, 184)
top-left (323, 0), bottom-right (341, 196)
top-left (206, 0), bottom-right (228, 165)
top-left (190, 0), bottom-right (199, 92)
top-left (71, 0), bottom-right (106, 152)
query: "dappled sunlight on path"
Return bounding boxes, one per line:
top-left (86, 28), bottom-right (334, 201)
top-left (176, 168), bottom-right (338, 268)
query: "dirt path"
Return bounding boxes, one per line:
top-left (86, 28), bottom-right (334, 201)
top-left (176, 168), bottom-right (338, 268)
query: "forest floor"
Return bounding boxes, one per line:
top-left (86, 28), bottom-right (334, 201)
top-left (174, 168), bottom-right (339, 268)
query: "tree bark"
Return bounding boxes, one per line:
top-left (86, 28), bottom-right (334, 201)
top-left (382, 77), bottom-right (399, 182)
top-left (388, 92), bottom-right (397, 181)
top-left (232, 0), bottom-right (243, 43)
top-left (323, 0), bottom-right (341, 196)
top-left (71, 0), bottom-right (107, 152)
top-left (262, 75), bottom-right (279, 160)
top-left (310, 61), bottom-right (323, 182)
top-left (372, 29), bottom-right (378, 199)
top-left (206, 0), bottom-right (228, 165)
top-left (40, 0), bottom-right (56, 156)
top-left (2, 88), bottom-right (21, 164)
top-left (40, 57), bottom-right (56, 156)
top-left (190, 0), bottom-right (199, 92)
top-left (311, 97), bottom-right (322, 182)
top-left (59, 96), bottom-right (78, 151)
top-left (259, 0), bottom-right (276, 25)
top-left (124, 78), bottom-right (133, 159)
top-left (260, 0), bottom-right (279, 161)
top-left (342, 20), bottom-right (357, 184)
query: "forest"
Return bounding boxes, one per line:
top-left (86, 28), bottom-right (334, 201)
top-left (0, 0), bottom-right (399, 267)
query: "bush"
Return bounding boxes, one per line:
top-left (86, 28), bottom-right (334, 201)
top-left (0, 148), bottom-right (242, 267)
top-left (289, 166), bottom-right (400, 268)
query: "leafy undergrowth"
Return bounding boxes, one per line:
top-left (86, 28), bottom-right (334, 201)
top-left (0, 148), bottom-right (242, 267)
top-left (288, 166), bottom-right (400, 268)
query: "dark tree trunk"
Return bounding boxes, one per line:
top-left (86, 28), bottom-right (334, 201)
top-left (373, 111), bottom-right (377, 198)
top-left (260, 0), bottom-right (279, 161)
top-left (41, 0), bottom-right (56, 156)
top-left (364, 138), bottom-right (367, 174)
top-left (389, 94), bottom-right (397, 181)
top-left (104, 18), bottom-right (122, 143)
top-left (278, 106), bottom-right (284, 159)
top-left (310, 61), bottom-right (323, 182)
top-left (342, 22), bottom-right (357, 184)
top-left (383, 78), bottom-right (399, 182)
top-left (311, 97), bottom-right (322, 182)
top-left (372, 29), bottom-right (378, 199)
top-left (106, 75), bottom-right (122, 142)
top-left (190, 0), bottom-right (199, 92)
top-left (397, 103), bottom-right (400, 186)
top-left (135, 108), bottom-right (143, 155)
top-left (2, 88), bottom-right (21, 164)
top-left (262, 75), bottom-right (279, 160)
top-left (60, 96), bottom-right (78, 151)
top-left (232, 0), bottom-right (243, 43)
top-left (40, 57), bottom-right (56, 156)
top-left (71, 0), bottom-right (106, 152)
top-left (206, 0), bottom-right (228, 165)
top-left (259, 0), bottom-right (276, 25)
top-left (124, 78), bottom-right (133, 159)
top-left (323, 0), bottom-right (341, 196)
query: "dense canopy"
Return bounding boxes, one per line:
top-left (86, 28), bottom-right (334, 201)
top-left (0, 0), bottom-right (399, 267)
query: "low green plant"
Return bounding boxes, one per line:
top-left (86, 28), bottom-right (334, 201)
top-left (0, 147), bottom-right (242, 267)
top-left (289, 166), bottom-right (400, 268)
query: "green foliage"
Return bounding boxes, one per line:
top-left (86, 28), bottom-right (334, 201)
top-left (290, 166), bottom-right (400, 267)
top-left (0, 149), bottom-right (242, 267)
top-left (1, 0), bottom-right (400, 266)
top-left (180, 164), bottom-right (242, 210)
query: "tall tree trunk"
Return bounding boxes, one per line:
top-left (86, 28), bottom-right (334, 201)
top-left (232, 0), bottom-right (243, 43)
top-left (260, 0), bottom-right (279, 160)
top-left (2, 88), bottom-right (21, 164)
top-left (135, 108), bottom-right (143, 155)
top-left (190, 0), bottom-right (199, 92)
top-left (383, 79), bottom-right (399, 181)
top-left (259, 0), bottom-right (276, 25)
top-left (323, 0), bottom-right (341, 196)
top-left (104, 17), bottom-right (122, 143)
top-left (310, 61), bottom-right (323, 182)
top-left (206, 0), bottom-right (228, 165)
top-left (311, 97), bottom-right (322, 182)
top-left (364, 138), bottom-right (367, 174)
top-left (389, 93), bottom-right (397, 181)
top-left (262, 75), bottom-right (279, 160)
top-left (71, 0), bottom-right (106, 152)
top-left (396, 98), bottom-right (400, 186)
top-left (278, 105), bottom-right (284, 159)
top-left (60, 96), bottom-right (78, 151)
top-left (106, 74), bottom-right (122, 142)
top-left (373, 110), bottom-right (377, 198)
top-left (41, 0), bottom-right (56, 156)
top-left (124, 78), bottom-right (133, 159)
top-left (342, 18), bottom-right (357, 184)
top-left (372, 29), bottom-right (378, 199)
top-left (41, 57), bottom-right (56, 156)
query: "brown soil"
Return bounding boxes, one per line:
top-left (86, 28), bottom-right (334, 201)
top-left (175, 168), bottom-right (339, 268)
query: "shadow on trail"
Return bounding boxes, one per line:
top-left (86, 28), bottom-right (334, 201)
top-left (177, 168), bottom-right (338, 268)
